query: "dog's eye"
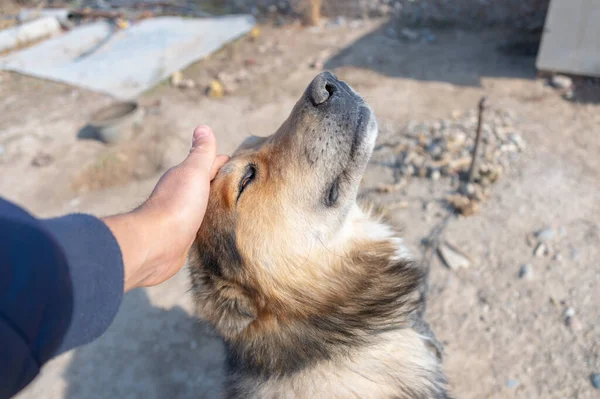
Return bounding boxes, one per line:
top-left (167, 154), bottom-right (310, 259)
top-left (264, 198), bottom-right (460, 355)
top-left (238, 165), bottom-right (256, 199)
top-left (325, 177), bottom-right (340, 207)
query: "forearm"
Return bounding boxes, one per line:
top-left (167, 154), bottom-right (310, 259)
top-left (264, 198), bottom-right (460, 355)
top-left (0, 198), bottom-right (124, 397)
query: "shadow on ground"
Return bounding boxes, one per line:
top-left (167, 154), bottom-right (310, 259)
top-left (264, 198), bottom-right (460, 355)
top-left (324, 22), bottom-right (538, 87)
top-left (63, 289), bottom-right (225, 399)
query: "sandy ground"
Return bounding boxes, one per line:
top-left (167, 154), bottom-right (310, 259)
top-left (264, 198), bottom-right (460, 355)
top-left (1, 17), bottom-right (599, 399)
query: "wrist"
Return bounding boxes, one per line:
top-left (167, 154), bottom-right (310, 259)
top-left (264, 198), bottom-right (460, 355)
top-left (102, 210), bottom-right (154, 292)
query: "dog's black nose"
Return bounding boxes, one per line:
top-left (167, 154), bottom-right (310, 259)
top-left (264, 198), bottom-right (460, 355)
top-left (309, 72), bottom-right (338, 105)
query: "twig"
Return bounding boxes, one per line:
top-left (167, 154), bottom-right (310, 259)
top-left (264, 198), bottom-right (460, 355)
top-left (418, 212), bottom-right (453, 318)
top-left (467, 96), bottom-right (488, 183)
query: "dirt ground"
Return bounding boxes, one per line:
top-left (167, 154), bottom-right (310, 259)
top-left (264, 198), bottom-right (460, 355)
top-left (2, 16), bottom-right (599, 399)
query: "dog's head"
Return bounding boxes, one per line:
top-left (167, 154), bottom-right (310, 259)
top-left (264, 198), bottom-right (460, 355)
top-left (189, 72), bottom-right (379, 337)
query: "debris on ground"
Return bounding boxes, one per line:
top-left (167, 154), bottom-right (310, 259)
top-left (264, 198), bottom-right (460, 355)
top-left (534, 227), bottom-right (555, 242)
top-left (534, 242), bottom-right (549, 257)
top-left (549, 75), bottom-right (573, 90)
top-left (437, 241), bottom-right (472, 270)
top-left (170, 71), bottom-right (196, 89)
top-left (518, 264), bottom-right (533, 280)
top-left (506, 379), bottom-right (520, 389)
top-left (206, 79), bottom-right (225, 98)
top-left (30, 152), bottom-right (54, 167)
top-left (400, 28), bottom-right (419, 40)
top-left (371, 105), bottom-right (525, 216)
top-left (591, 373), bottom-right (600, 390)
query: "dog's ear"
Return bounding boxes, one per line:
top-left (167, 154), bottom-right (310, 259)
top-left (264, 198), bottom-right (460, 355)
top-left (210, 284), bottom-right (257, 336)
top-left (232, 135), bottom-right (267, 156)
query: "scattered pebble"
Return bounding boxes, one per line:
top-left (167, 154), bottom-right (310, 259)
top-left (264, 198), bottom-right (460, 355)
top-left (170, 71), bottom-right (196, 89)
top-left (591, 373), bottom-right (600, 390)
top-left (506, 379), bottom-right (520, 389)
top-left (535, 227), bottom-right (555, 242)
top-left (534, 242), bottom-right (548, 257)
top-left (564, 307), bottom-right (576, 318)
top-left (206, 80), bottom-right (224, 98)
top-left (370, 106), bottom-right (525, 217)
top-left (400, 28), bottom-right (419, 40)
top-left (437, 242), bottom-right (472, 270)
top-left (519, 264), bottom-right (533, 280)
top-left (31, 152), bottom-right (54, 167)
top-left (550, 75), bottom-right (573, 90)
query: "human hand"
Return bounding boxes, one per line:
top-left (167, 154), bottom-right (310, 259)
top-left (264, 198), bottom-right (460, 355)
top-left (103, 125), bottom-right (229, 292)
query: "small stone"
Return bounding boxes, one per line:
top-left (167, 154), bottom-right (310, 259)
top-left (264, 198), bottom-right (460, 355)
top-left (400, 28), bottom-right (419, 40)
top-left (534, 242), bottom-right (548, 257)
top-left (429, 169), bottom-right (441, 181)
top-left (519, 264), bottom-right (533, 280)
top-left (438, 242), bottom-right (472, 270)
top-left (206, 80), bottom-right (224, 98)
top-left (535, 227), bottom-right (555, 242)
top-left (69, 197), bottom-right (80, 208)
top-left (564, 307), bottom-right (576, 318)
top-left (170, 71), bottom-right (183, 87)
top-left (506, 379), bottom-right (520, 389)
top-left (550, 75), bottom-right (573, 89)
top-left (31, 152), bottom-right (53, 167)
top-left (590, 373), bottom-right (600, 390)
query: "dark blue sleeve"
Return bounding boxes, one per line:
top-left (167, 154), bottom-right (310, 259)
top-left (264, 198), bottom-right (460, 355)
top-left (0, 198), bottom-right (124, 398)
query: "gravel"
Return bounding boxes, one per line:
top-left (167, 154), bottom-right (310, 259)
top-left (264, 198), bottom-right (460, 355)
top-left (519, 264), bottom-right (533, 280)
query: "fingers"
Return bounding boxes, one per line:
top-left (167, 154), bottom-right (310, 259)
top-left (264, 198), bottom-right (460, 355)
top-left (182, 125), bottom-right (217, 173)
top-left (210, 154), bottom-right (230, 180)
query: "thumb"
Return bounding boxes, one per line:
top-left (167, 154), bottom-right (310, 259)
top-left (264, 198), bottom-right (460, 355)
top-left (182, 125), bottom-right (217, 173)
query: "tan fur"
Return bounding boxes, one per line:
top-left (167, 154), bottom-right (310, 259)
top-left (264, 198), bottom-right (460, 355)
top-left (188, 72), bottom-right (450, 398)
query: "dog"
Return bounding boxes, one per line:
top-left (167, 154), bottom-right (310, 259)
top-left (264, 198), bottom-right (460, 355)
top-left (188, 72), bottom-right (451, 398)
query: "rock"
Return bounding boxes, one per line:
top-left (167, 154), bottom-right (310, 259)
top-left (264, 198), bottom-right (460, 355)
top-left (170, 71), bottom-right (183, 87)
top-left (438, 242), bottom-right (472, 270)
top-left (31, 152), bottom-right (53, 167)
top-left (534, 242), bottom-right (548, 257)
top-left (400, 28), bottom-right (419, 41)
top-left (519, 264), bottom-right (533, 280)
top-left (564, 307), bottom-right (576, 318)
top-left (206, 80), bottom-right (224, 98)
top-left (429, 169), bottom-right (441, 181)
top-left (446, 194), bottom-right (480, 216)
top-left (249, 25), bottom-right (261, 40)
top-left (550, 75), bottom-right (572, 89)
top-left (506, 379), bottom-right (520, 389)
top-left (535, 227), bottom-right (555, 242)
top-left (591, 373), bottom-right (600, 390)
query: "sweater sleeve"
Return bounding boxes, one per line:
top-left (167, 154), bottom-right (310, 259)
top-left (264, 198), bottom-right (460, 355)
top-left (0, 198), bottom-right (124, 398)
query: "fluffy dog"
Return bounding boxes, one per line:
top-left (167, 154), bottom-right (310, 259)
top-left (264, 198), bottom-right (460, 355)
top-left (189, 72), bottom-right (450, 398)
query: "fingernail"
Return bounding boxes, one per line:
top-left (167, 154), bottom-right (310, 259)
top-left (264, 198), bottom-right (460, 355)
top-left (193, 125), bottom-right (211, 143)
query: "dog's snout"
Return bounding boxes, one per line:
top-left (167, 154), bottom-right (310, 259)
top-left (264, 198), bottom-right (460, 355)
top-left (309, 72), bottom-right (339, 106)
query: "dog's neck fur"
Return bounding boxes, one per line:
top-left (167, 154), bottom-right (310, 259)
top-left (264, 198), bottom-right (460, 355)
top-left (222, 205), bottom-right (448, 398)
